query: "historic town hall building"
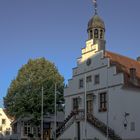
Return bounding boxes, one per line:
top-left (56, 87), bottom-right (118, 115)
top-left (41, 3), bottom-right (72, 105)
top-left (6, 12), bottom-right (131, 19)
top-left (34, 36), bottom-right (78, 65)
top-left (56, 1), bottom-right (140, 140)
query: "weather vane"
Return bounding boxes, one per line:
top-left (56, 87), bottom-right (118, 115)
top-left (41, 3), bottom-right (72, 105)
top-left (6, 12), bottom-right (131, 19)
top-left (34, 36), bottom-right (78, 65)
top-left (92, 0), bottom-right (98, 15)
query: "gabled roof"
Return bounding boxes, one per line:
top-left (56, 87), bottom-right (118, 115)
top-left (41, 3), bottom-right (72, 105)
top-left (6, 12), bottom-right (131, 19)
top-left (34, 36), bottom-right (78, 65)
top-left (3, 109), bottom-right (14, 121)
top-left (0, 108), bottom-right (14, 122)
top-left (11, 112), bottom-right (65, 125)
top-left (105, 51), bottom-right (140, 87)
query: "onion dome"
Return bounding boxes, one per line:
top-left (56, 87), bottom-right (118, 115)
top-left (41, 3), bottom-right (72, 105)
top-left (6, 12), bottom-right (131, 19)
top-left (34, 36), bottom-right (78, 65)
top-left (87, 14), bottom-right (105, 31)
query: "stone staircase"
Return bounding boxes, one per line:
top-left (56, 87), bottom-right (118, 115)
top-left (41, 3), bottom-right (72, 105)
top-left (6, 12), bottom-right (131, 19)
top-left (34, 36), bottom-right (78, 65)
top-left (56, 110), bottom-right (122, 140)
top-left (87, 113), bottom-right (122, 140)
top-left (56, 110), bottom-right (78, 138)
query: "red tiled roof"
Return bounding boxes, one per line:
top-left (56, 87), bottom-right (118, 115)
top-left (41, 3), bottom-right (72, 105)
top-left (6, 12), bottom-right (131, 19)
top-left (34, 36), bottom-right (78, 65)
top-left (105, 51), bottom-right (140, 87)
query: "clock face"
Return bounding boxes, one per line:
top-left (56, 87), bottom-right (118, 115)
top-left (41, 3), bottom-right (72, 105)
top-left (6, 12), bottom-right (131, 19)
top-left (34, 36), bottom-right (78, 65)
top-left (86, 58), bottom-right (91, 66)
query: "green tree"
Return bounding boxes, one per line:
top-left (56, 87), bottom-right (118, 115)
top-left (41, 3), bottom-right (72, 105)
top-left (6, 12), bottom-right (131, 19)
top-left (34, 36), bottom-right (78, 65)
top-left (4, 58), bottom-right (64, 122)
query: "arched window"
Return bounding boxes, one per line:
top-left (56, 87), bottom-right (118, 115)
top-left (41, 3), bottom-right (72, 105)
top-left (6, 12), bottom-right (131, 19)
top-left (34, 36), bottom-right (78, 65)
top-left (100, 29), bottom-right (103, 39)
top-left (90, 30), bottom-right (93, 39)
top-left (94, 29), bottom-right (98, 38)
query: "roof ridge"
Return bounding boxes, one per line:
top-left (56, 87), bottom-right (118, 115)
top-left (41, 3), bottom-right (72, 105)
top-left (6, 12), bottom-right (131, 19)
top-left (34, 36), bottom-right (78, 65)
top-left (105, 50), bottom-right (140, 86)
top-left (106, 50), bottom-right (140, 65)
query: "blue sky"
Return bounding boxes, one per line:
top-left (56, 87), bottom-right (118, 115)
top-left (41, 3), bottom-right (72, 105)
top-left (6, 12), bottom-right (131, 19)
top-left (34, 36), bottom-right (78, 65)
top-left (0, 0), bottom-right (140, 107)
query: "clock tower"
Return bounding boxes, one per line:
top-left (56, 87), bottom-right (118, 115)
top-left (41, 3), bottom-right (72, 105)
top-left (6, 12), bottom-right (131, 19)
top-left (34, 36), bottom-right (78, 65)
top-left (87, 0), bottom-right (106, 51)
top-left (79, 0), bottom-right (106, 63)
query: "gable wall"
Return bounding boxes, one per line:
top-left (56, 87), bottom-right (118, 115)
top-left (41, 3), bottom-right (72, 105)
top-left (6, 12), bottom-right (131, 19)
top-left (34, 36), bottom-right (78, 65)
top-left (0, 108), bottom-right (12, 136)
top-left (64, 39), bottom-right (140, 139)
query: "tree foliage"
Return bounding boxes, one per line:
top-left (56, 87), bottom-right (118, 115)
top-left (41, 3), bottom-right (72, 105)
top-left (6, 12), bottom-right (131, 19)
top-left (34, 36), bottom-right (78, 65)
top-left (4, 58), bottom-right (64, 122)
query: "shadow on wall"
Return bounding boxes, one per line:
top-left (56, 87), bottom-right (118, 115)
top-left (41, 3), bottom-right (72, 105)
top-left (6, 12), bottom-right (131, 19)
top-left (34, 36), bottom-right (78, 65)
top-left (0, 130), bottom-right (12, 140)
top-left (0, 131), bottom-right (42, 140)
top-left (0, 134), bottom-right (41, 140)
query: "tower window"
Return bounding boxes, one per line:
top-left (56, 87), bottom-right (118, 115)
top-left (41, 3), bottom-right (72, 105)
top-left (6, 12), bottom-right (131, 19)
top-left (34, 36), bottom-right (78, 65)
top-left (90, 30), bottom-right (93, 39)
top-left (94, 29), bottom-right (98, 38)
top-left (100, 30), bottom-right (103, 39)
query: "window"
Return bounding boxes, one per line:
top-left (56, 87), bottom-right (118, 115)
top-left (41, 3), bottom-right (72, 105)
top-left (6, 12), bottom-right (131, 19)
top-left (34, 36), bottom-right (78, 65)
top-left (99, 93), bottom-right (107, 112)
top-left (79, 79), bottom-right (84, 88)
top-left (86, 58), bottom-right (91, 66)
top-left (33, 127), bottom-right (37, 136)
top-left (94, 74), bottom-right (100, 84)
top-left (2, 119), bottom-right (6, 125)
top-left (5, 128), bottom-right (10, 135)
top-left (12, 123), bottom-right (17, 134)
top-left (38, 127), bottom-right (41, 137)
top-left (94, 29), bottom-right (98, 38)
top-left (130, 122), bottom-right (135, 131)
top-left (0, 126), bottom-right (2, 131)
top-left (100, 30), bottom-right (103, 39)
top-left (86, 75), bottom-right (92, 83)
top-left (73, 98), bottom-right (79, 110)
top-left (24, 122), bottom-right (31, 136)
top-left (90, 30), bottom-right (93, 39)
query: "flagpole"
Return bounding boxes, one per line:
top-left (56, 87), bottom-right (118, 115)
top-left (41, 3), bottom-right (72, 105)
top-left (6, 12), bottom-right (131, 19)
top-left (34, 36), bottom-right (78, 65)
top-left (41, 86), bottom-right (44, 140)
top-left (92, 0), bottom-right (98, 15)
top-left (54, 83), bottom-right (57, 140)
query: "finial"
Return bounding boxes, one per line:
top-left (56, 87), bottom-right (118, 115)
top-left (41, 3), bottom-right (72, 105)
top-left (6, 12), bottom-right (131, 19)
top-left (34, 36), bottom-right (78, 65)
top-left (92, 0), bottom-right (98, 15)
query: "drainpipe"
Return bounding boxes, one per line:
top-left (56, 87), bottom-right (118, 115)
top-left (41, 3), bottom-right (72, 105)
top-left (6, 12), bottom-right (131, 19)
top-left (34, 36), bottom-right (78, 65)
top-left (106, 60), bottom-right (109, 140)
top-left (84, 73), bottom-right (87, 140)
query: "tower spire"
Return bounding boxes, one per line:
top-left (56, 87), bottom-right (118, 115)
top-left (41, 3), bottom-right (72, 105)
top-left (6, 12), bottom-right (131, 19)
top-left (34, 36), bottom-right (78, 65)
top-left (92, 0), bottom-right (98, 15)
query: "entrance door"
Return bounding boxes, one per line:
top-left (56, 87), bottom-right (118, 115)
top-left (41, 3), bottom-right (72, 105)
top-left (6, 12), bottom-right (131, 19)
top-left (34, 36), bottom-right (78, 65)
top-left (43, 123), bottom-right (50, 140)
top-left (87, 94), bottom-right (93, 114)
top-left (44, 129), bottom-right (50, 140)
top-left (77, 122), bottom-right (80, 140)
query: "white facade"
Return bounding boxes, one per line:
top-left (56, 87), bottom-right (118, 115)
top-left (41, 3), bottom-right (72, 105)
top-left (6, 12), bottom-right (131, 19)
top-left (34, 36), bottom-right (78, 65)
top-left (55, 2), bottom-right (140, 139)
top-left (58, 39), bottom-right (140, 140)
top-left (0, 108), bottom-right (12, 138)
top-left (57, 19), bottom-right (140, 140)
